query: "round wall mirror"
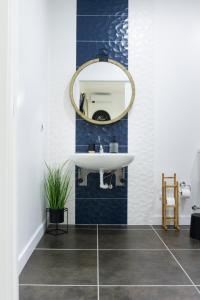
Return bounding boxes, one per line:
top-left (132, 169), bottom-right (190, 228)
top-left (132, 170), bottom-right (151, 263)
top-left (69, 58), bottom-right (135, 125)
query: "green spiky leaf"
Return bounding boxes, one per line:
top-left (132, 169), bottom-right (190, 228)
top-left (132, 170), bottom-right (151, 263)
top-left (44, 161), bottom-right (72, 209)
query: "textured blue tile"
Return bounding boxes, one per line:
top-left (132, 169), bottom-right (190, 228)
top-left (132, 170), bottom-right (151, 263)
top-left (75, 0), bottom-right (128, 225)
top-left (76, 145), bottom-right (128, 153)
top-left (77, 0), bottom-right (128, 16)
top-left (76, 198), bottom-right (127, 224)
top-left (77, 16), bottom-right (128, 42)
top-left (76, 41), bottom-right (128, 68)
top-left (76, 119), bottom-right (128, 147)
top-left (76, 171), bottom-right (127, 199)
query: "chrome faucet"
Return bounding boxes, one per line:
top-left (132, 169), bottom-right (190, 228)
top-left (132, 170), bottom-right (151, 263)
top-left (98, 136), bottom-right (104, 153)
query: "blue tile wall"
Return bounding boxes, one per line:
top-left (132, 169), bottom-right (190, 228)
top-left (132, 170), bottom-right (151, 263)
top-left (76, 198), bottom-right (127, 224)
top-left (77, 16), bottom-right (128, 41)
top-left (77, 41), bottom-right (128, 68)
top-left (76, 0), bottom-right (128, 224)
top-left (76, 171), bottom-right (128, 199)
top-left (76, 119), bottom-right (128, 147)
top-left (77, 0), bottom-right (128, 16)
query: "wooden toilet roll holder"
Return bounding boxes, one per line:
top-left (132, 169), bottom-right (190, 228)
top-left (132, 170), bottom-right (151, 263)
top-left (162, 173), bottom-right (180, 231)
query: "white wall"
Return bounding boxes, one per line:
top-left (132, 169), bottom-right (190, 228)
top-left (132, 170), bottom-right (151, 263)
top-left (47, 0), bottom-right (76, 224)
top-left (154, 0), bottom-right (200, 223)
top-left (47, 0), bottom-right (200, 225)
top-left (15, 0), bottom-right (48, 272)
top-left (0, 0), bottom-right (18, 298)
top-left (128, 0), bottom-right (155, 224)
top-left (128, 0), bottom-right (200, 225)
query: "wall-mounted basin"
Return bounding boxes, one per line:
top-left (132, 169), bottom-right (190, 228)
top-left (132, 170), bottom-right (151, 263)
top-left (70, 153), bottom-right (134, 171)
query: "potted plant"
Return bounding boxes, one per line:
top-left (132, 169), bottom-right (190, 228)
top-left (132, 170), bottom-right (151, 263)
top-left (44, 161), bottom-right (71, 224)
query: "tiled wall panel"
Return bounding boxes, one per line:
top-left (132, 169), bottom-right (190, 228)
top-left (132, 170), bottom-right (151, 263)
top-left (128, 0), bottom-right (155, 224)
top-left (77, 0), bottom-right (128, 16)
top-left (76, 0), bottom-right (128, 224)
top-left (76, 41), bottom-right (128, 69)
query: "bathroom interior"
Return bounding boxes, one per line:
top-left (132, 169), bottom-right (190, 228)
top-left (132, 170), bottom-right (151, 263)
top-left (7, 0), bottom-right (200, 299)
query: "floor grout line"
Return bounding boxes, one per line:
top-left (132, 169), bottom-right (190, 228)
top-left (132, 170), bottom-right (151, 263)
top-left (98, 228), bottom-right (154, 231)
top-left (48, 228), bottom-right (156, 231)
top-left (171, 249), bottom-right (200, 251)
top-left (35, 248), bottom-right (167, 251)
top-left (97, 224), bottom-right (99, 300)
top-left (155, 229), bottom-right (190, 231)
top-left (35, 248), bottom-right (97, 251)
top-left (19, 284), bottom-right (97, 287)
top-left (98, 249), bottom-right (168, 251)
top-left (99, 284), bottom-right (197, 287)
top-left (19, 283), bottom-right (196, 287)
top-left (151, 226), bottom-right (200, 295)
top-left (35, 248), bottom-right (200, 251)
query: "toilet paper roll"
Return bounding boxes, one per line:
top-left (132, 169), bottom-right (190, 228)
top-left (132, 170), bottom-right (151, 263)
top-left (181, 188), bottom-right (191, 198)
top-left (167, 196), bottom-right (175, 206)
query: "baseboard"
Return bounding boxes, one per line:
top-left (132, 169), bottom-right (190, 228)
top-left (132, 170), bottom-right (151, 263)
top-left (152, 215), bottom-right (191, 226)
top-left (18, 221), bottom-right (46, 275)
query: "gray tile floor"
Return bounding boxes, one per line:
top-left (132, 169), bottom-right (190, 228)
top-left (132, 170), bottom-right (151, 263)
top-left (19, 225), bottom-right (200, 300)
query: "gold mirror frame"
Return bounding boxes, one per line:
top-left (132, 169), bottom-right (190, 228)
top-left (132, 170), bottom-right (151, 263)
top-left (69, 58), bottom-right (135, 125)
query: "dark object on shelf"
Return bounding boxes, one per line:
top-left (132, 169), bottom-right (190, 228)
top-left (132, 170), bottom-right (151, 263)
top-left (88, 143), bottom-right (96, 153)
top-left (109, 136), bottom-right (119, 153)
top-left (92, 110), bottom-right (111, 121)
top-left (190, 213), bottom-right (200, 240)
top-left (46, 208), bottom-right (68, 236)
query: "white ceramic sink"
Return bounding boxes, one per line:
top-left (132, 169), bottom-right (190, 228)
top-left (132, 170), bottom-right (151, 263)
top-left (70, 153), bottom-right (134, 171)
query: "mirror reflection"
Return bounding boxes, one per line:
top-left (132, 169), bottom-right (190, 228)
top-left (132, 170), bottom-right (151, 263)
top-left (71, 60), bottom-right (135, 124)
